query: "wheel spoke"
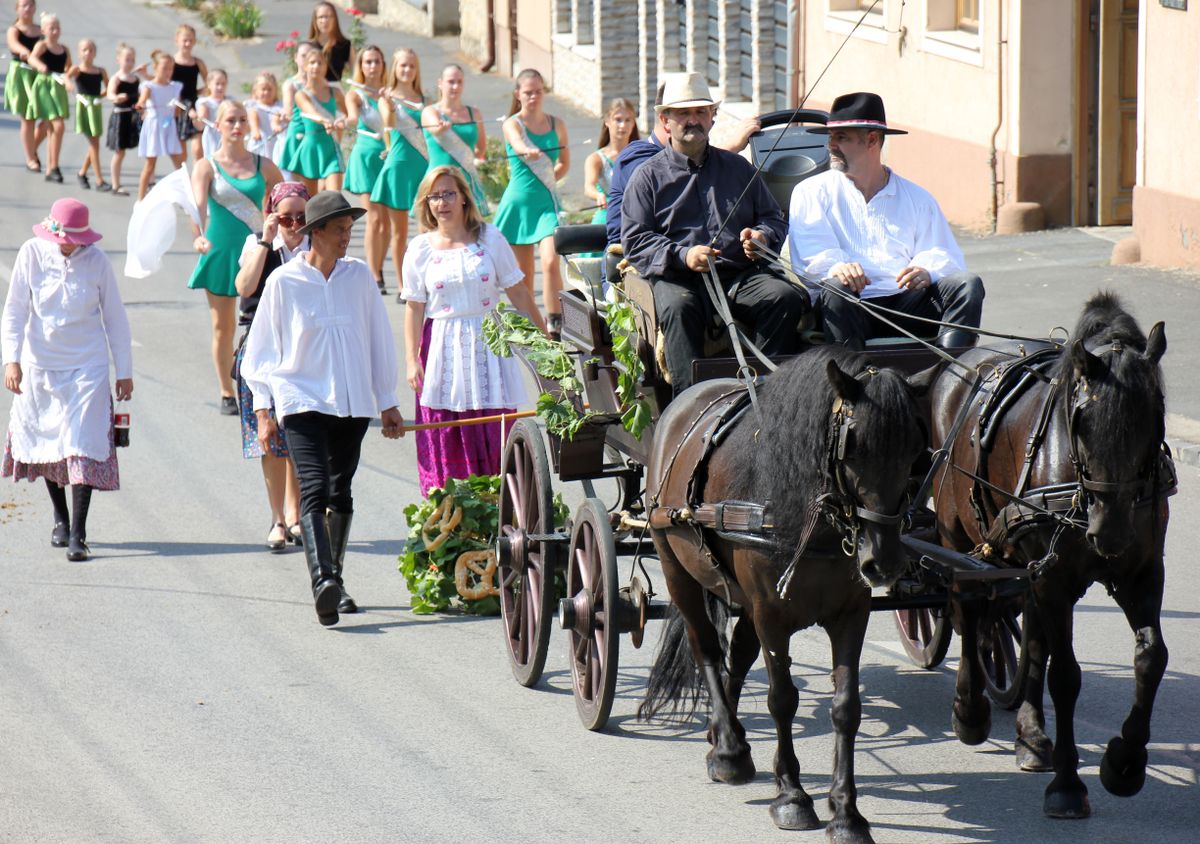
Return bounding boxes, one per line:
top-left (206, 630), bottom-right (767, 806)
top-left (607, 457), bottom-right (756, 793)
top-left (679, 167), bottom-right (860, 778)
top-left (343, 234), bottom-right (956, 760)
top-left (527, 565), bottom-right (542, 629)
top-left (574, 632), bottom-right (588, 663)
top-left (577, 545), bottom-right (593, 591)
top-left (505, 473), bottom-right (524, 530)
top-left (590, 639), bottom-right (602, 698)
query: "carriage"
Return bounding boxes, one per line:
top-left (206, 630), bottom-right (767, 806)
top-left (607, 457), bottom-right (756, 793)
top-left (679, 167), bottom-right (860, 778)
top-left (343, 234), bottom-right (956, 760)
top-left (492, 107), bottom-right (1032, 732)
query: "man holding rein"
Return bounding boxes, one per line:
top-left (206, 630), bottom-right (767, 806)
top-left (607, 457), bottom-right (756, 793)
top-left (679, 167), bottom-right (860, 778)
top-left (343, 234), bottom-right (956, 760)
top-left (620, 73), bottom-right (809, 393)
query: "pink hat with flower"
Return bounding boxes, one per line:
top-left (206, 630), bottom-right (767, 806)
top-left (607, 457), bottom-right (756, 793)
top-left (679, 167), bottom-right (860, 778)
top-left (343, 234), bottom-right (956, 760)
top-left (33, 198), bottom-right (103, 245)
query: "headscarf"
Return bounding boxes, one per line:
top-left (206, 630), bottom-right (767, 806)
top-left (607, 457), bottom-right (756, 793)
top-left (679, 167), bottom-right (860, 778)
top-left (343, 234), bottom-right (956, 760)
top-left (267, 181), bottom-right (311, 214)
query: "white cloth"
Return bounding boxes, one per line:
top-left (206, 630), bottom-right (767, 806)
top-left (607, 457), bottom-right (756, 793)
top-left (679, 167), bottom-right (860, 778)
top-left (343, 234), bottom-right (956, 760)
top-left (787, 169), bottom-right (966, 299)
top-left (138, 80), bottom-right (183, 159)
top-left (241, 254), bottom-right (399, 421)
top-left (237, 232), bottom-right (308, 268)
top-left (2, 239), bottom-right (132, 463)
top-left (124, 165), bottom-right (201, 279)
top-left (401, 224), bottom-right (528, 412)
top-left (196, 95), bottom-right (223, 158)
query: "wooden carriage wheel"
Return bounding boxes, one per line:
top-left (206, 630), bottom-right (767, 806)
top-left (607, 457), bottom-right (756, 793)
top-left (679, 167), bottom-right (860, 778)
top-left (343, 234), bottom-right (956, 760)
top-left (498, 419), bottom-right (560, 688)
top-left (561, 498), bottom-right (620, 731)
top-left (978, 600), bottom-right (1029, 710)
top-left (893, 606), bottom-right (952, 669)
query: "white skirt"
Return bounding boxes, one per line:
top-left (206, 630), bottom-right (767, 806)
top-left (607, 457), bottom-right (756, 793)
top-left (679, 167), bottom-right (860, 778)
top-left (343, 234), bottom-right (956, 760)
top-left (7, 364), bottom-right (114, 463)
top-left (421, 315), bottom-right (528, 412)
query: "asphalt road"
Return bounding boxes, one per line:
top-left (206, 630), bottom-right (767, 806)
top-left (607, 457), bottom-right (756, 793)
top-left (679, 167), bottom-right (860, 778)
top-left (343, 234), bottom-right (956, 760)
top-left (1, 2), bottom-right (1198, 842)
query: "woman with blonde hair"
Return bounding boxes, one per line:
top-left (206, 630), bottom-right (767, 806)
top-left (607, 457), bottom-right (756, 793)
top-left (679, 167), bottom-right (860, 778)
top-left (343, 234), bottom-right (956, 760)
top-left (421, 64), bottom-right (488, 215)
top-left (26, 11), bottom-right (69, 183)
top-left (371, 47), bottom-right (426, 302)
top-left (402, 166), bottom-right (544, 495)
top-left (493, 68), bottom-right (568, 336)
top-left (189, 99), bottom-right (283, 415)
top-left (307, 1), bottom-right (353, 81)
top-left (344, 45), bottom-right (390, 293)
top-left (5, 0), bottom-right (44, 172)
top-left (284, 48), bottom-right (345, 193)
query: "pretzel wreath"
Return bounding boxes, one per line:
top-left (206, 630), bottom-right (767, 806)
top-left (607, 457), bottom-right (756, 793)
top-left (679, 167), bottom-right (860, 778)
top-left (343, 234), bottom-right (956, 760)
top-left (454, 550), bottom-right (499, 601)
top-left (421, 495), bottom-right (464, 552)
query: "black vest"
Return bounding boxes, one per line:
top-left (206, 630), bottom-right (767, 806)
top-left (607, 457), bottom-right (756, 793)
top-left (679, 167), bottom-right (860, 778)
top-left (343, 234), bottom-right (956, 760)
top-left (239, 245), bottom-right (284, 326)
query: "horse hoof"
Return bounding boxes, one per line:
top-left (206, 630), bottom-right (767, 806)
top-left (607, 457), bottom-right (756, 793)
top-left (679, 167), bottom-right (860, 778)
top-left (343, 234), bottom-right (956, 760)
top-left (1015, 734), bottom-right (1054, 772)
top-left (706, 747), bottom-right (755, 785)
top-left (1044, 784), bottom-right (1091, 819)
top-left (1100, 737), bottom-right (1148, 797)
top-left (952, 707), bottom-right (992, 746)
top-left (825, 814), bottom-right (875, 844)
top-left (770, 792), bottom-right (819, 831)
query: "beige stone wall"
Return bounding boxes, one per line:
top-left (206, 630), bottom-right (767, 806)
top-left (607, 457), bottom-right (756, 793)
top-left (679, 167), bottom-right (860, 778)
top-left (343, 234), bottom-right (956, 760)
top-left (459, 0), bottom-right (489, 61)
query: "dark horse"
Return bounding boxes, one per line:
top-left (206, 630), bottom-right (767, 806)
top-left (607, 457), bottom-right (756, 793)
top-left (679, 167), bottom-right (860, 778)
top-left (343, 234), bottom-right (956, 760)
top-left (930, 292), bottom-right (1171, 818)
top-left (641, 347), bottom-right (927, 843)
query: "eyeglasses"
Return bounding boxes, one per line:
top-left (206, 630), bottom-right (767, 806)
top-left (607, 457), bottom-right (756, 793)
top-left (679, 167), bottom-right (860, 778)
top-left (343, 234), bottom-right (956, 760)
top-left (427, 190), bottom-right (459, 205)
top-left (277, 213), bottom-right (306, 227)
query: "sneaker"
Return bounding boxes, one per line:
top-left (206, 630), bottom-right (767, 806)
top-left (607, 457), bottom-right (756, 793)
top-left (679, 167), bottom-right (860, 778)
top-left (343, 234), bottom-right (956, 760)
top-left (220, 396), bottom-right (238, 416)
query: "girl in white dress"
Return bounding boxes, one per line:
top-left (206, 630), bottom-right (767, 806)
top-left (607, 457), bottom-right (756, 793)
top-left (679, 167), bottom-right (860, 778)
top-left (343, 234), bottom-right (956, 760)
top-left (135, 51), bottom-right (184, 199)
top-left (245, 71), bottom-right (284, 162)
top-left (402, 166), bottom-right (545, 496)
top-left (194, 67), bottom-right (227, 158)
top-left (2, 199), bottom-right (133, 562)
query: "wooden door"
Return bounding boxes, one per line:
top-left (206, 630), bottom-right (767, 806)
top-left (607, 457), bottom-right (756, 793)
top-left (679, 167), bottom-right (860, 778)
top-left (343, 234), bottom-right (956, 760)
top-left (1096, 0), bottom-right (1139, 224)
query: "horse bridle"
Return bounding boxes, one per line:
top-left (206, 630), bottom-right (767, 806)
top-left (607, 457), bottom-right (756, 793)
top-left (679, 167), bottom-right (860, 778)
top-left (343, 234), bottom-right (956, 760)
top-left (824, 367), bottom-right (906, 556)
top-left (1064, 340), bottom-right (1162, 506)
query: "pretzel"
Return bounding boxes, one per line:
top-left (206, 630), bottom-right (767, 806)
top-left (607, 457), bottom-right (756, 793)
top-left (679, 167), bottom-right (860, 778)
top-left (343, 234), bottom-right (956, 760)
top-left (455, 550), bottom-right (499, 601)
top-left (421, 495), bottom-right (464, 552)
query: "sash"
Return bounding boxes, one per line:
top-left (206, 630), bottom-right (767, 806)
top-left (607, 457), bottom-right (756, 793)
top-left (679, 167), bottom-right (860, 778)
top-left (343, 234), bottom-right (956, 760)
top-left (434, 109), bottom-right (489, 215)
top-left (304, 90), bottom-right (342, 127)
top-left (76, 92), bottom-right (103, 108)
top-left (389, 100), bottom-right (428, 160)
top-left (513, 117), bottom-right (561, 213)
top-left (359, 96), bottom-right (384, 135)
top-left (210, 157), bottom-right (264, 234)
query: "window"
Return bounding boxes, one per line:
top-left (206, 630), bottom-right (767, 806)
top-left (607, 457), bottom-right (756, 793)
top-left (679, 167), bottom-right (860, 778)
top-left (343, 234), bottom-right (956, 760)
top-left (957, 0), bottom-right (979, 34)
top-left (826, 0), bottom-right (888, 45)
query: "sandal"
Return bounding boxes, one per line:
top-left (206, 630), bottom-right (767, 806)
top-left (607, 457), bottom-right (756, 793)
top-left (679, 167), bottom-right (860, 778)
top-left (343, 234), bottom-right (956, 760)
top-left (112, 186), bottom-right (129, 196)
top-left (267, 522), bottom-right (288, 551)
top-left (26, 159), bottom-right (40, 173)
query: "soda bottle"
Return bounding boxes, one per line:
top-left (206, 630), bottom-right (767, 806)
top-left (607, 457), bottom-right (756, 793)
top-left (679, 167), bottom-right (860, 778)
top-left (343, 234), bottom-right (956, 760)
top-left (114, 406), bottom-right (131, 448)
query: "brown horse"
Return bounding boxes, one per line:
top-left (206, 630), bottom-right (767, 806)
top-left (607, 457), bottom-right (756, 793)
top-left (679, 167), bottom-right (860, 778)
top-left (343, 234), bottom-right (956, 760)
top-left (930, 292), bottom-right (1171, 818)
top-left (640, 347), bottom-right (928, 844)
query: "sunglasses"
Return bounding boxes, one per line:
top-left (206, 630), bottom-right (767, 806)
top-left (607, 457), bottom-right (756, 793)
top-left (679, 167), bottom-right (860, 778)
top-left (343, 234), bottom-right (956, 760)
top-left (277, 213), bottom-right (306, 227)
top-left (427, 190), bottom-right (459, 205)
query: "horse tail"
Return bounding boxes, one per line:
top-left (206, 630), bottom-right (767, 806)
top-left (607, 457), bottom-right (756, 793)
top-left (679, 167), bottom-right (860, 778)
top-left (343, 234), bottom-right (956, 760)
top-left (638, 593), bottom-right (730, 722)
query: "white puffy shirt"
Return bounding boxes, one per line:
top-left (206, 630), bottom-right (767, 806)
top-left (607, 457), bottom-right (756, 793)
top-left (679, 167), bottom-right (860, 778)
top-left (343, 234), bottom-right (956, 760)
top-left (1, 238), bottom-right (133, 377)
top-left (240, 253), bottom-right (399, 420)
top-left (788, 169), bottom-right (966, 299)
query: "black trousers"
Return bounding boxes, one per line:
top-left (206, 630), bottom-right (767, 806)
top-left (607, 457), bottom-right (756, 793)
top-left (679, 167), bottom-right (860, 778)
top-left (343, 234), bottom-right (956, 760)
top-left (819, 272), bottom-right (985, 351)
top-left (651, 263), bottom-right (810, 392)
top-left (281, 412), bottom-right (371, 519)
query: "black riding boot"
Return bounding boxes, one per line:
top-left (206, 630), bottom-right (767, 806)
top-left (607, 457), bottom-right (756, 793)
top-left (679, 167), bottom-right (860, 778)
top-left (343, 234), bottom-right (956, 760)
top-left (46, 480), bottom-right (69, 547)
top-left (937, 328), bottom-right (979, 350)
top-left (327, 509), bottom-right (358, 614)
top-left (300, 513), bottom-right (342, 626)
top-left (67, 484), bottom-right (92, 562)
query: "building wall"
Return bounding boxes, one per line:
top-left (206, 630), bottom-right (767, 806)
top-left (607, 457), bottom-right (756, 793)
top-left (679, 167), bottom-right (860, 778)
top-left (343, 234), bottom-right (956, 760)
top-left (1134, 2), bottom-right (1200, 268)
top-left (459, 0), bottom-right (489, 60)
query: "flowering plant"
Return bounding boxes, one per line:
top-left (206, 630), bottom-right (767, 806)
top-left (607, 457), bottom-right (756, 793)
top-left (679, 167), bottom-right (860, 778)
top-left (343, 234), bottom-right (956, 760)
top-left (275, 30), bottom-right (300, 76)
top-left (346, 7), bottom-right (367, 52)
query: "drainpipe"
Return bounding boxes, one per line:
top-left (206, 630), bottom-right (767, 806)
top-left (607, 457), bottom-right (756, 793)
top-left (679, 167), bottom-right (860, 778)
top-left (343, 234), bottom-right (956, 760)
top-left (481, 0), bottom-right (496, 72)
top-left (988, 0), bottom-right (1006, 231)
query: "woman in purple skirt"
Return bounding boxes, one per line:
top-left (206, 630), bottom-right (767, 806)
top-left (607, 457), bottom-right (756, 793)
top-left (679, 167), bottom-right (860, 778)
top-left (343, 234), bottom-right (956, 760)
top-left (402, 165), bottom-right (546, 496)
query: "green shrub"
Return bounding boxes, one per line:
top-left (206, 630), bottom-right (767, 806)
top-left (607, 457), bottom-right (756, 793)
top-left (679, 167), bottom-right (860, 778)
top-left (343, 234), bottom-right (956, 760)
top-left (477, 136), bottom-right (511, 204)
top-left (211, 0), bottom-right (263, 39)
top-left (175, 0), bottom-right (204, 10)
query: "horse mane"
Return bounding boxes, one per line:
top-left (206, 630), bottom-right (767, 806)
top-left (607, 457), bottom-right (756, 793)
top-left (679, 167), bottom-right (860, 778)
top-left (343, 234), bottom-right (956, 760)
top-left (1052, 291), bottom-right (1165, 455)
top-left (720, 346), bottom-right (923, 554)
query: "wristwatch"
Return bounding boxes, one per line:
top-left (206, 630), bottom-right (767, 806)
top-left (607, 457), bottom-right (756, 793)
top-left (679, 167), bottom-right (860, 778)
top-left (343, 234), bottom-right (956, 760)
top-left (256, 236), bottom-right (271, 248)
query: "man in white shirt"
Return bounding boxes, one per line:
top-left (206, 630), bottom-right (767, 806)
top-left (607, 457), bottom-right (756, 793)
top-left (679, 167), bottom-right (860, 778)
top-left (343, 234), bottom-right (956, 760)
top-left (242, 191), bottom-right (404, 627)
top-left (788, 92), bottom-right (984, 350)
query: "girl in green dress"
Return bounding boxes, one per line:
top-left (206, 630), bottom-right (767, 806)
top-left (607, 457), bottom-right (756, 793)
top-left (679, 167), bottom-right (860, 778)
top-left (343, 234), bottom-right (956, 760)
top-left (5, 0), bottom-right (43, 172)
top-left (583, 97), bottom-right (638, 226)
top-left (27, 11), bottom-right (69, 183)
top-left (189, 100), bottom-right (283, 414)
top-left (371, 47), bottom-right (427, 302)
top-left (421, 64), bottom-right (489, 216)
top-left (344, 45), bottom-right (390, 293)
top-left (276, 41), bottom-right (317, 181)
top-left (286, 48), bottom-right (345, 194)
top-left (67, 38), bottom-right (109, 191)
top-left (493, 69), bottom-right (569, 333)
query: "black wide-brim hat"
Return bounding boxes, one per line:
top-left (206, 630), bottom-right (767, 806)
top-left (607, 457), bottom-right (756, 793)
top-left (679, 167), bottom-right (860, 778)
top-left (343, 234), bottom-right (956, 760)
top-left (297, 190), bottom-right (367, 235)
top-left (810, 92), bottom-right (908, 135)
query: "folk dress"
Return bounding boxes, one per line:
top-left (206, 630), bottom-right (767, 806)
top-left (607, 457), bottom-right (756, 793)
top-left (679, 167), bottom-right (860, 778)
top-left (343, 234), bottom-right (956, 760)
top-left (187, 156), bottom-right (266, 298)
top-left (73, 69), bottom-right (105, 138)
top-left (1, 239), bottom-right (132, 490)
top-left (28, 47), bottom-right (69, 121)
top-left (370, 102), bottom-right (427, 211)
top-left (4, 29), bottom-right (40, 117)
top-left (401, 223), bottom-right (528, 495)
top-left (493, 117), bottom-right (561, 245)
top-left (344, 94), bottom-right (386, 195)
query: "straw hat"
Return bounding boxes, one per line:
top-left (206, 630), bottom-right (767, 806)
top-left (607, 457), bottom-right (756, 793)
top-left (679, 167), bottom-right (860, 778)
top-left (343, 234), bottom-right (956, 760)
top-left (654, 72), bottom-right (721, 114)
top-left (33, 198), bottom-right (102, 245)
